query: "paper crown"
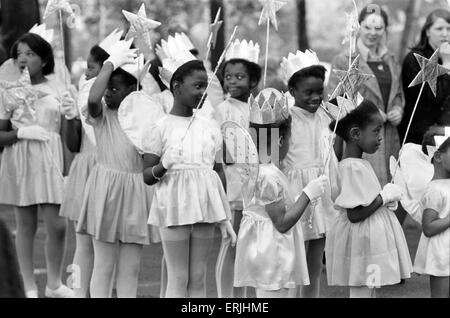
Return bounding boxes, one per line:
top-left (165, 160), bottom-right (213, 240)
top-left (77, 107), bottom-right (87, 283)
top-left (427, 132), bottom-right (450, 160)
top-left (99, 28), bottom-right (124, 55)
top-left (174, 33), bottom-right (196, 51)
top-left (29, 24), bottom-right (54, 44)
top-left (155, 34), bottom-right (197, 88)
top-left (108, 38), bottom-right (151, 82)
top-left (225, 39), bottom-right (260, 64)
top-left (280, 50), bottom-right (321, 84)
top-left (249, 88), bottom-right (290, 125)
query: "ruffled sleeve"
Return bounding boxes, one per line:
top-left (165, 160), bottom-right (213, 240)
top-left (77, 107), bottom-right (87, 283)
top-left (0, 91), bottom-right (12, 120)
top-left (422, 184), bottom-right (445, 214)
top-left (141, 120), bottom-right (163, 157)
top-left (335, 159), bottom-right (381, 209)
top-left (255, 169), bottom-right (284, 206)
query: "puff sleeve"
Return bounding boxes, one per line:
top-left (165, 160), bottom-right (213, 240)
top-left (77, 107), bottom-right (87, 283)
top-left (141, 121), bottom-right (163, 157)
top-left (335, 160), bottom-right (382, 209)
top-left (255, 171), bottom-right (285, 206)
top-left (422, 185), bottom-right (445, 214)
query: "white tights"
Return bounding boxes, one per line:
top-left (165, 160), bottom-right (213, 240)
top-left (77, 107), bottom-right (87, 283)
top-left (90, 240), bottom-right (143, 298)
top-left (160, 223), bottom-right (215, 298)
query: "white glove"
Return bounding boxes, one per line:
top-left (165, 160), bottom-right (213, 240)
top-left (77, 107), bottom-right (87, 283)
top-left (386, 201), bottom-right (398, 212)
top-left (105, 46), bottom-right (138, 71)
top-left (17, 126), bottom-right (51, 142)
top-left (161, 145), bottom-right (183, 170)
top-left (303, 175), bottom-right (329, 201)
top-left (380, 183), bottom-right (403, 205)
top-left (387, 108), bottom-right (402, 126)
top-left (61, 92), bottom-right (79, 120)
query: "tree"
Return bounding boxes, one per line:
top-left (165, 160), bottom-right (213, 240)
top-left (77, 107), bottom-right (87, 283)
top-left (296, 0), bottom-right (308, 51)
top-left (0, 0), bottom-right (40, 61)
top-left (210, 0), bottom-right (225, 70)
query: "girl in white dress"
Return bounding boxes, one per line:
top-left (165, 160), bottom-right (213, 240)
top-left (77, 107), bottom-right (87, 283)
top-left (414, 136), bottom-right (450, 298)
top-left (59, 44), bottom-right (109, 297)
top-left (325, 99), bottom-right (412, 298)
top-left (0, 33), bottom-right (72, 298)
top-left (281, 54), bottom-right (339, 298)
top-left (234, 113), bottom-right (329, 298)
top-left (213, 39), bottom-right (262, 298)
top-left (143, 60), bottom-right (235, 298)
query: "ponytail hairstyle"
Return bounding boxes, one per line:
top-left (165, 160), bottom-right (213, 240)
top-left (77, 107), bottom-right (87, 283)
top-left (329, 99), bottom-right (381, 142)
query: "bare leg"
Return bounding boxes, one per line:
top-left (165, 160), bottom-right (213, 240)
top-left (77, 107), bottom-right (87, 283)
top-left (349, 286), bottom-right (377, 298)
top-left (160, 226), bottom-right (190, 298)
top-left (90, 239), bottom-right (117, 298)
top-left (430, 276), bottom-right (450, 298)
top-left (217, 210), bottom-right (245, 298)
top-left (14, 206), bottom-right (38, 293)
top-left (256, 288), bottom-right (290, 298)
top-left (301, 238), bottom-right (326, 298)
top-left (71, 222), bottom-right (94, 298)
top-left (115, 243), bottom-right (143, 298)
top-left (187, 223), bottom-right (215, 298)
top-left (40, 204), bottom-right (66, 290)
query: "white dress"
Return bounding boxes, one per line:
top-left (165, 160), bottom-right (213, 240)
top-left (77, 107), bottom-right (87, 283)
top-left (414, 179), bottom-right (450, 277)
top-left (325, 158), bottom-right (413, 286)
top-left (144, 114), bottom-right (231, 228)
top-left (234, 164), bottom-right (310, 290)
top-left (281, 106), bottom-right (339, 240)
top-left (213, 97), bottom-right (250, 210)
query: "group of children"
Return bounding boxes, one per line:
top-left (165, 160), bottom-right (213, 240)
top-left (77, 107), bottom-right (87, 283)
top-left (0, 13), bottom-right (449, 299)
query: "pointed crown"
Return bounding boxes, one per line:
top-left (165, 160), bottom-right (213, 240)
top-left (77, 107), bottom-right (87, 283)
top-left (155, 34), bottom-right (197, 88)
top-left (280, 50), bottom-right (321, 84)
top-left (109, 38), bottom-right (151, 82)
top-left (29, 24), bottom-right (54, 45)
top-left (427, 132), bottom-right (450, 160)
top-left (225, 39), bottom-right (260, 64)
top-left (99, 28), bottom-right (124, 55)
top-left (249, 88), bottom-right (290, 125)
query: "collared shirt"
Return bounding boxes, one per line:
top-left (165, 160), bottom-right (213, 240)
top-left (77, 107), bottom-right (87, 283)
top-left (357, 38), bottom-right (389, 62)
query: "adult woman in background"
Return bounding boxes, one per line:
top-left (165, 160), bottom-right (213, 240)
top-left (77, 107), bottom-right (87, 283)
top-left (328, 5), bottom-right (405, 187)
top-left (400, 9), bottom-right (450, 145)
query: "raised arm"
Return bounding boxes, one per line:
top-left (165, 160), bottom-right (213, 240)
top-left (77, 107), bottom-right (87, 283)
top-left (88, 62), bottom-right (114, 118)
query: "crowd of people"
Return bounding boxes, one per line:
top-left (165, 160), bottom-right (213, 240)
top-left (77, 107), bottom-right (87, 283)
top-left (0, 4), bottom-right (449, 299)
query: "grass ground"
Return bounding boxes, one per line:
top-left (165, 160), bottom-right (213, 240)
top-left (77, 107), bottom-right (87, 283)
top-left (0, 204), bottom-right (430, 298)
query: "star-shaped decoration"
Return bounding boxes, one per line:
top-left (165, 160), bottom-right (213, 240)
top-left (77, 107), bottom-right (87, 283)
top-left (258, 0), bottom-right (287, 31)
top-left (43, 0), bottom-right (75, 20)
top-left (409, 48), bottom-right (450, 97)
top-left (1, 68), bottom-right (48, 115)
top-left (329, 55), bottom-right (374, 105)
top-left (123, 4), bottom-right (161, 59)
top-left (208, 8), bottom-right (224, 50)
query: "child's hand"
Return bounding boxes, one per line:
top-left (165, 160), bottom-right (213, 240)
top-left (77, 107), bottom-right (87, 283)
top-left (17, 125), bottom-right (51, 142)
top-left (303, 175), bottom-right (329, 201)
top-left (105, 45), bottom-right (138, 71)
top-left (219, 220), bottom-right (237, 247)
top-left (387, 108), bottom-right (402, 126)
top-left (380, 183), bottom-right (403, 205)
top-left (61, 92), bottom-right (79, 120)
top-left (386, 201), bottom-right (398, 212)
top-left (161, 145), bottom-right (183, 169)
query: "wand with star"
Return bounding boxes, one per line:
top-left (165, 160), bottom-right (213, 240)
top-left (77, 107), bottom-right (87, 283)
top-left (258, 0), bottom-right (287, 88)
top-left (205, 8), bottom-right (224, 64)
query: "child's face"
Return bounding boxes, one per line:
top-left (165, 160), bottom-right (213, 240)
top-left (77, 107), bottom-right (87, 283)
top-left (279, 129), bottom-right (291, 162)
top-left (290, 77), bottom-right (324, 113)
top-left (16, 42), bottom-right (44, 77)
top-left (223, 62), bottom-right (253, 102)
top-left (104, 75), bottom-right (134, 109)
top-left (435, 146), bottom-right (450, 173)
top-left (356, 113), bottom-right (384, 154)
top-left (175, 70), bottom-right (208, 109)
top-left (85, 54), bottom-right (102, 81)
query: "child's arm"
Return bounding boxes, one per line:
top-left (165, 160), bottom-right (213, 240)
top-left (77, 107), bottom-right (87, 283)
top-left (347, 195), bottom-right (383, 223)
top-left (143, 153), bottom-right (166, 186)
top-left (266, 176), bottom-right (328, 234)
top-left (213, 160), bottom-right (227, 192)
top-left (266, 192), bottom-right (311, 234)
top-left (422, 209), bottom-right (450, 238)
top-left (88, 62), bottom-right (114, 118)
top-left (63, 118), bottom-right (82, 153)
top-left (0, 120), bottom-right (18, 146)
top-left (347, 183), bottom-right (403, 223)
